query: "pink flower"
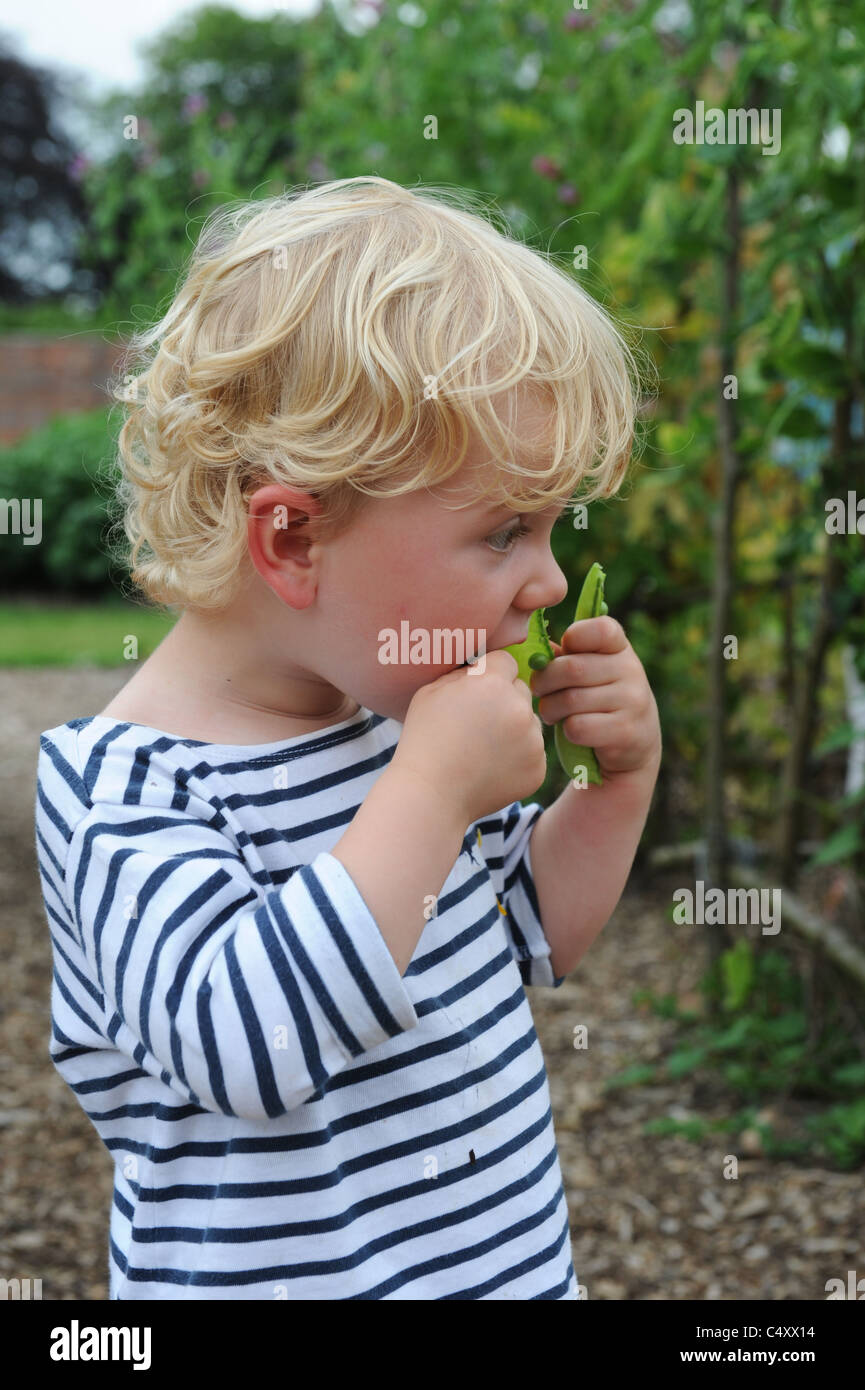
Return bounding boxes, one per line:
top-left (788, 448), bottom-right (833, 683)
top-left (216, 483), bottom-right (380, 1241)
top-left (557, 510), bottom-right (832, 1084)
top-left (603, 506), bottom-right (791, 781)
top-left (192, 168), bottom-right (210, 188)
top-left (217, 111), bottom-right (236, 130)
top-left (564, 11), bottom-right (595, 29)
top-left (531, 154), bottom-right (561, 179)
top-left (182, 92), bottom-right (208, 120)
top-left (558, 183), bottom-right (580, 204)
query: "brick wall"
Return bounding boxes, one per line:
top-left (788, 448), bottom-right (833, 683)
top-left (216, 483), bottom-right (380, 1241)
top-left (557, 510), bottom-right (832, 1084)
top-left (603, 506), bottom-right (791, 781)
top-left (0, 334), bottom-right (129, 445)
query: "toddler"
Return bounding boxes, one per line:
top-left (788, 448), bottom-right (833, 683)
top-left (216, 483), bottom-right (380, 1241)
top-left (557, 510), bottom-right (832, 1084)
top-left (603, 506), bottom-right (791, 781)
top-left (34, 176), bottom-right (660, 1299)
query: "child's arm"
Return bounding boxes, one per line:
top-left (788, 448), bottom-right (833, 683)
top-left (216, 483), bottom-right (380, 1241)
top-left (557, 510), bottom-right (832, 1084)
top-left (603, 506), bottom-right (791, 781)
top-left (527, 760), bottom-right (659, 977)
top-left (63, 771), bottom-right (464, 1122)
top-left (330, 765), bottom-right (466, 975)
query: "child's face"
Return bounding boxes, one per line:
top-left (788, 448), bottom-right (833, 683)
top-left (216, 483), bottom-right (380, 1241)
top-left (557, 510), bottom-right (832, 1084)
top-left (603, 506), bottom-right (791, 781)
top-left (306, 393), bottom-right (571, 723)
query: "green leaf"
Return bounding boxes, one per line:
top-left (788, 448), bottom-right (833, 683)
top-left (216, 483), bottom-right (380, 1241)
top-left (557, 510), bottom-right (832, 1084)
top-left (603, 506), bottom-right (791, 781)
top-left (666, 1046), bottom-right (708, 1078)
top-left (720, 938), bottom-right (754, 1012)
top-left (814, 722), bottom-right (859, 755)
top-left (807, 823), bottom-right (862, 868)
top-left (776, 342), bottom-right (849, 393)
top-left (772, 298), bottom-right (803, 348)
top-left (604, 1064), bottom-right (657, 1091)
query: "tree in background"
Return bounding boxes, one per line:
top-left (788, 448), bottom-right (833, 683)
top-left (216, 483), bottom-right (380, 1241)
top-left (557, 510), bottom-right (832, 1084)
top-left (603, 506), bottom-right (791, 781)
top-left (0, 43), bottom-right (98, 303)
top-left (74, 4), bottom-right (340, 312)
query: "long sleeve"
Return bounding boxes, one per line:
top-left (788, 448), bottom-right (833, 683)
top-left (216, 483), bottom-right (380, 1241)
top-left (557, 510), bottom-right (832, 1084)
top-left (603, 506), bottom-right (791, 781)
top-left (472, 800), bottom-right (566, 989)
top-left (62, 796), bottom-right (419, 1121)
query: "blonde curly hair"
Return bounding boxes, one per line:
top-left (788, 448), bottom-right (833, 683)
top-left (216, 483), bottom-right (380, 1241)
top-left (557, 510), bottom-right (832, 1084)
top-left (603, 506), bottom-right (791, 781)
top-left (106, 175), bottom-right (652, 613)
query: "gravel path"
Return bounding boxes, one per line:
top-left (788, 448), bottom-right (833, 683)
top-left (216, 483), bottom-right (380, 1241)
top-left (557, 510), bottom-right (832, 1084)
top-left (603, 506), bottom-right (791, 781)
top-left (2, 666), bottom-right (862, 1300)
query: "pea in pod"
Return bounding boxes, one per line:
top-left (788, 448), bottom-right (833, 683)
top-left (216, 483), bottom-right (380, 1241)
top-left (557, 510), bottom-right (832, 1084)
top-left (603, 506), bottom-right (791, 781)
top-left (505, 561), bottom-right (608, 786)
top-left (505, 607), bottom-right (555, 687)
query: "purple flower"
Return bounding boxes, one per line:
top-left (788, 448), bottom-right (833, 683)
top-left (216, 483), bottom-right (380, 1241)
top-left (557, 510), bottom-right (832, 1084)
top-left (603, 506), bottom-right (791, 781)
top-left (558, 183), bottom-right (580, 204)
top-left (217, 110), bottom-right (236, 130)
top-left (68, 154), bottom-right (91, 181)
top-left (182, 92), bottom-right (208, 120)
top-left (192, 168), bottom-right (210, 188)
top-left (564, 11), bottom-right (595, 29)
top-left (307, 156), bottom-right (330, 180)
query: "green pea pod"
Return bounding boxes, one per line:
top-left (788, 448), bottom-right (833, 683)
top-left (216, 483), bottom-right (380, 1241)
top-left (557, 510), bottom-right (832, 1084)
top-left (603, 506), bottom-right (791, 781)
top-left (504, 562), bottom-right (609, 787)
top-left (504, 607), bottom-right (554, 686)
top-left (500, 564), bottom-right (609, 783)
top-left (554, 562), bottom-right (607, 785)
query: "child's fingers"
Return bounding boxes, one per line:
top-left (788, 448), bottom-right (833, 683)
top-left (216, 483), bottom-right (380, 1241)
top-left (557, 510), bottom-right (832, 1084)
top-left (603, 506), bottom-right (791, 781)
top-left (561, 615), bottom-right (627, 653)
top-left (529, 639), bottom-right (562, 694)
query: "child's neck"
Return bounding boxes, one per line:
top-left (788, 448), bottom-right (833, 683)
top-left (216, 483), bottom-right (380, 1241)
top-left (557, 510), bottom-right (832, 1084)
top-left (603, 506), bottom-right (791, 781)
top-left (99, 607), bottom-right (359, 745)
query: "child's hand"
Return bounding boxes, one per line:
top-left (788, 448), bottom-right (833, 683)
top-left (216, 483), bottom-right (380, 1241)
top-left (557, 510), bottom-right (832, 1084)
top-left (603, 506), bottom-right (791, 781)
top-left (393, 650), bottom-right (548, 827)
top-left (529, 616), bottom-right (661, 779)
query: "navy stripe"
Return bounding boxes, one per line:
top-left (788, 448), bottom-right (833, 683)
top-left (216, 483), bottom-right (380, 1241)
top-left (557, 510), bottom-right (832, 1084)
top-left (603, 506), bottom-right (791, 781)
top-left (300, 866), bottom-right (407, 1035)
top-left (34, 818), bottom-right (67, 882)
top-left (123, 1119), bottom-right (560, 1255)
top-left (41, 880), bottom-right (81, 948)
top-left (51, 931), bottom-right (105, 1011)
top-left (37, 735), bottom-right (88, 816)
top-left (266, 889), bottom-right (365, 1061)
top-left (51, 963), bottom-right (103, 1035)
top-left (167, 889), bottom-right (259, 1089)
top-left (103, 1065), bottom-right (551, 1203)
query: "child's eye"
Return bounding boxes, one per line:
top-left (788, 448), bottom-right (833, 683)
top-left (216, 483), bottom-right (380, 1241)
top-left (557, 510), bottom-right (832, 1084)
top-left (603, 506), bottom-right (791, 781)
top-left (486, 520), bottom-right (531, 553)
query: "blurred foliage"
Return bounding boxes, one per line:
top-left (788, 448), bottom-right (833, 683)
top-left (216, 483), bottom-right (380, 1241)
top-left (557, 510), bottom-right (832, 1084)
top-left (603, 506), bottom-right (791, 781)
top-left (0, 407), bottom-right (125, 596)
top-left (73, 4), bottom-right (313, 313)
top-left (0, 48), bottom-right (92, 302)
top-left (608, 939), bottom-right (865, 1169)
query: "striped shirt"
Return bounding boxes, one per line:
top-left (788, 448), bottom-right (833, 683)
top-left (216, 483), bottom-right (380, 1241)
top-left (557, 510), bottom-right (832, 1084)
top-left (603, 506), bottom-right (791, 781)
top-left (33, 705), bottom-right (578, 1300)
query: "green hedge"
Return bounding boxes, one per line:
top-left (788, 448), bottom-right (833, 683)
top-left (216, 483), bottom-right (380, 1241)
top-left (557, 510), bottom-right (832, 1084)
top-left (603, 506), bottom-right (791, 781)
top-left (0, 407), bottom-right (130, 597)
